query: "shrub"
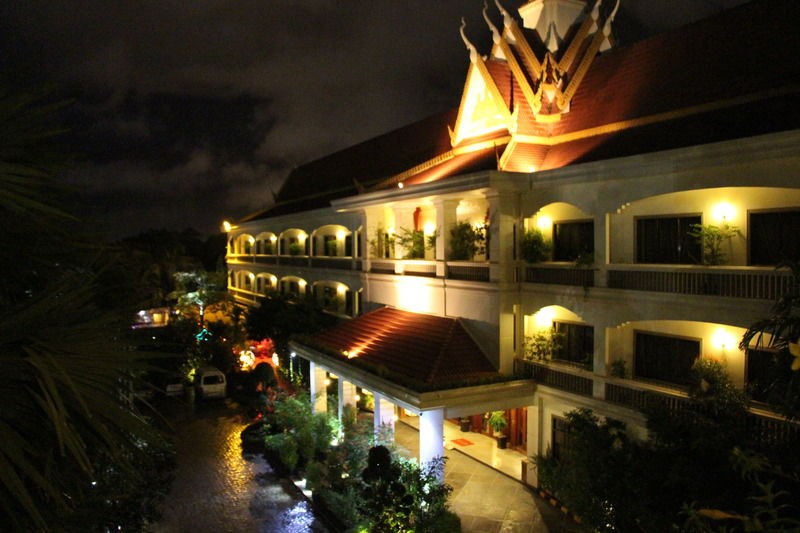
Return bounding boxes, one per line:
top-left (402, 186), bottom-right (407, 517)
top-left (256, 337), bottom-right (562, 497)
top-left (396, 227), bottom-right (426, 259)
top-left (448, 221), bottom-right (485, 261)
top-left (520, 229), bottom-right (551, 263)
top-left (288, 242), bottom-right (304, 256)
top-left (264, 433), bottom-right (299, 472)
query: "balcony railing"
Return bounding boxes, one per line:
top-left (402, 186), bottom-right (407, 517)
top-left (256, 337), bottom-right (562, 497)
top-left (278, 255), bottom-right (310, 267)
top-left (524, 264), bottom-right (594, 287)
top-left (607, 265), bottom-right (792, 300)
top-left (514, 358), bottom-right (593, 396)
top-left (605, 379), bottom-right (800, 446)
top-left (370, 260), bottom-right (396, 275)
top-left (403, 261), bottom-right (437, 277)
top-left (446, 262), bottom-right (490, 282)
top-left (309, 257), bottom-right (354, 270)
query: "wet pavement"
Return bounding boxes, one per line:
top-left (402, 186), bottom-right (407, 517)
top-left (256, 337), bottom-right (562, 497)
top-left (151, 398), bottom-right (327, 533)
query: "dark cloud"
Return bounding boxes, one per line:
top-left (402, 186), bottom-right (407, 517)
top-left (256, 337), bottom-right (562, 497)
top-left (0, 0), bottom-right (749, 238)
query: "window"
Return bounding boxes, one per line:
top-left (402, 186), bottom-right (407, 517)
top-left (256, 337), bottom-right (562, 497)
top-left (634, 331), bottom-right (700, 386)
top-left (345, 234), bottom-right (353, 257)
top-left (746, 348), bottom-right (794, 403)
top-left (636, 215), bottom-right (701, 264)
top-left (552, 321), bottom-right (594, 368)
top-left (749, 209), bottom-right (800, 265)
top-left (551, 416), bottom-right (573, 461)
top-left (553, 220), bottom-right (594, 262)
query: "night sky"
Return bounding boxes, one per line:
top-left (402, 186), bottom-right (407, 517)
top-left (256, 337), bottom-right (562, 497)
top-left (0, 0), bottom-right (747, 239)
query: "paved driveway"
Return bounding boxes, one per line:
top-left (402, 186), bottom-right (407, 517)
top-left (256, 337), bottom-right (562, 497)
top-left (152, 399), bottom-right (327, 533)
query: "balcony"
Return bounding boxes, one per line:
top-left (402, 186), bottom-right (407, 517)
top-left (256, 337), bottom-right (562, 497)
top-left (604, 376), bottom-right (800, 447)
top-left (607, 264), bottom-right (792, 300)
top-left (523, 263), bottom-right (594, 287)
top-left (446, 261), bottom-right (490, 282)
top-left (513, 358), bottom-right (593, 396)
top-left (309, 257), bottom-right (355, 270)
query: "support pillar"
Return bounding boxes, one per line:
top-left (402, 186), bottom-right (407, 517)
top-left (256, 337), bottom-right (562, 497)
top-left (373, 393), bottom-right (396, 442)
top-left (338, 378), bottom-right (357, 421)
top-left (433, 199), bottom-right (459, 277)
top-left (419, 408), bottom-right (445, 482)
top-left (309, 361), bottom-right (327, 414)
top-left (593, 325), bottom-right (608, 399)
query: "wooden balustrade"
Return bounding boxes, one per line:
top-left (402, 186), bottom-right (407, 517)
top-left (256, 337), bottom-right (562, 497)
top-left (524, 265), bottom-right (594, 286)
top-left (607, 266), bottom-right (792, 300)
top-left (447, 263), bottom-right (490, 282)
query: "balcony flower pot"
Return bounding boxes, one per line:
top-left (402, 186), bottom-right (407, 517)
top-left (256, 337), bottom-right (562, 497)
top-left (497, 434), bottom-right (508, 449)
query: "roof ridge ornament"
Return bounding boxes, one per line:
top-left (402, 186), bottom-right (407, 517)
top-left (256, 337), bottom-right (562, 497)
top-left (482, 1), bottom-right (502, 45)
top-left (494, 0), bottom-right (514, 28)
top-left (459, 18), bottom-right (481, 63)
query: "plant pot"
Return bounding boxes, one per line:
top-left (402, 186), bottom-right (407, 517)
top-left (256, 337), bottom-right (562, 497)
top-left (459, 419), bottom-right (470, 432)
top-left (497, 435), bottom-right (508, 449)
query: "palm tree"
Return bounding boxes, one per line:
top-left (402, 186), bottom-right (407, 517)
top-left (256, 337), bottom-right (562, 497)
top-left (740, 261), bottom-right (800, 418)
top-left (0, 84), bottom-right (169, 530)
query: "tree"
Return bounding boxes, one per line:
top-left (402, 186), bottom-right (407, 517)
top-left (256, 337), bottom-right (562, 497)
top-left (740, 261), bottom-right (800, 418)
top-left (0, 83), bottom-right (172, 530)
top-left (168, 270), bottom-right (230, 328)
top-left (246, 290), bottom-right (338, 353)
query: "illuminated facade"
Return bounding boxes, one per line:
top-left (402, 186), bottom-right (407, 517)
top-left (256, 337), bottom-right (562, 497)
top-left (226, 0), bottom-right (800, 484)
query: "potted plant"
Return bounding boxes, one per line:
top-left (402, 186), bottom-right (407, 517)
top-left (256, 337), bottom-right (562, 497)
top-left (687, 222), bottom-right (742, 265)
top-left (459, 416), bottom-right (471, 432)
top-left (448, 221), bottom-right (486, 261)
top-left (396, 227), bottom-right (425, 259)
top-left (288, 242), bottom-right (304, 256)
top-left (488, 410), bottom-right (508, 449)
top-left (521, 229), bottom-right (551, 263)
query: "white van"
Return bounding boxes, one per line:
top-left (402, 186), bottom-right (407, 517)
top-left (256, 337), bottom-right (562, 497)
top-left (195, 367), bottom-right (226, 399)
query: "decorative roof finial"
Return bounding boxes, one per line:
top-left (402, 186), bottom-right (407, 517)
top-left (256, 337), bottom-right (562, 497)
top-left (482, 1), bottom-right (502, 44)
top-left (459, 18), bottom-right (480, 63)
top-left (604, 0), bottom-right (621, 36)
top-left (494, 0), bottom-right (514, 28)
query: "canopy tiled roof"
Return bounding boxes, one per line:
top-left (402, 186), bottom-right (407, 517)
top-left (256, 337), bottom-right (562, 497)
top-left (307, 307), bottom-right (498, 387)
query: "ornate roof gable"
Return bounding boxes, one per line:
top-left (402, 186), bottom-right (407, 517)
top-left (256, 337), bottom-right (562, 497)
top-left (450, 0), bottom-right (619, 148)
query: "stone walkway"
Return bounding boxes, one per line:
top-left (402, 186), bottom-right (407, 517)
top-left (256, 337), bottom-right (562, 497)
top-left (394, 420), bottom-right (584, 533)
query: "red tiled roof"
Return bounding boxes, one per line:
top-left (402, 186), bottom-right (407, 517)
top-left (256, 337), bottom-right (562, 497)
top-left (308, 307), bottom-right (498, 387)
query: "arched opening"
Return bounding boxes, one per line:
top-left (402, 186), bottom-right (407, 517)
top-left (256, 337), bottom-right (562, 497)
top-left (313, 225), bottom-right (352, 258)
top-left (255, 273), bottom-right (277, 295)
top-left (523, 202), bottom-right (594, 263)
top-left (524, 305), bottom-right (593, 370)
top-left (608, 187), bottom-right (800, 266)
top-left (278, 229), bottom-right (309, 256)
top-left (279, 276), bottom-right (307, 299)
top-left (254, 232), bottom-right (277, 255)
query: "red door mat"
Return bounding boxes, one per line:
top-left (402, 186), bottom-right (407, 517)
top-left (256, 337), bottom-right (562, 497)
top-left (451, 438), bottom-right (474, 446)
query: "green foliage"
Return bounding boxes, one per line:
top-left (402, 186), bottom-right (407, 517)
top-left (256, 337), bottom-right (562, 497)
top-left (520, 229), bottom-right (551, 263)
top-left (488, 411), bottom-right (508, 434)
top-left (535, 363), bottom-right (769, 532)
top-left (288, 242), bottom-right (304, 256)
top-left (609, 359), bottom-right (628, 378)
top-left (740, 261), bottom-right (800, 418)
top-left (523, 327), bottom-right (564, 361)
top-left (688, 222), bottom-right (742, 265)
top-left (683, 448), bottom-right (800, 532)
top-left (448, 221), bottom-right (485, 261)
top-left (325, 238), bottom-right (338, 256)
top-left (0, 84), bottom-right (174, 531)
top-left (264, 432), bottom-right (299, 472)
top-left (396, 227), bottom-right (427, 259)
top-left (535, 409), bottom-right (643, 531)
top-left (246, 291), bottom-right (338, 353)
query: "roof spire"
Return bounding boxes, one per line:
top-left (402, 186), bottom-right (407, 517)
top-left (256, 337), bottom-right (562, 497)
top-left (482, 2), bottom-right (502, 45)
top-left (494, 0), bottom-right (514, 28)
top-left (459, 18), bottom-right (481, 63)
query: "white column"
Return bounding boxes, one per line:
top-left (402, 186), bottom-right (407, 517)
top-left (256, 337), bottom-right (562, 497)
top-left (419, 408), bottom-right (445, 482)
top-left (525, 402), bottom-right (542, 487)
top-left (486, 191), bottom-right (518, 282)
top-left (338, 378), bottom-right (357, 420)
top-left (433, 199), bottom-right (459, 277)
top-left (309, 362), bottom-right (327, 414)
top-left (373, 393), bottom-right (396, 441)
